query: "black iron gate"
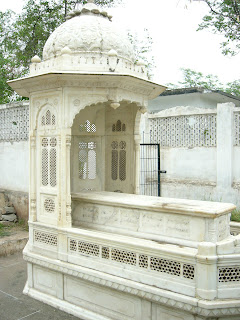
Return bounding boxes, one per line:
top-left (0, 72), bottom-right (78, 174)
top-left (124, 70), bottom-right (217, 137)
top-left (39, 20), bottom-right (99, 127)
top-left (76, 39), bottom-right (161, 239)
top-left (140, 143), bottom-right (160, 197)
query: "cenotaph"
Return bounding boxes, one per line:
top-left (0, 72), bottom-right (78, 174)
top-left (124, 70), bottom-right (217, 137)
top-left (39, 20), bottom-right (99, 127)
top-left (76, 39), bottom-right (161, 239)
top-left (9, 1), bottom-right (240, 319)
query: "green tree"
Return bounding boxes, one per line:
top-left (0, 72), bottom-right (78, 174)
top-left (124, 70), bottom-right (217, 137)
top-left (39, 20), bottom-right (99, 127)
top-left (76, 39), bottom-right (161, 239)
top-left (0, 0), bottom-right (123, 104)
top-left (179, 68), bottom-right (223, 90)
top-left (128, 28), bottom-right (155, 80)
top-left (167, 68), bottom-right (240, 96)
top-left (224, 79), bottom-right (240, 96)
top-left (197, 0), bottom-right (240, 56)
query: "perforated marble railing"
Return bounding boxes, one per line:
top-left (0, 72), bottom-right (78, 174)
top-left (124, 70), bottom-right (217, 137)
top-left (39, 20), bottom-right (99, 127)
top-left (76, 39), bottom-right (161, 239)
top-left (31, 222), bottom-right (240, 300)
top-left (68, 237), bottom-right (195, 281)
top-left (32, 225), bottom-right (197, 297)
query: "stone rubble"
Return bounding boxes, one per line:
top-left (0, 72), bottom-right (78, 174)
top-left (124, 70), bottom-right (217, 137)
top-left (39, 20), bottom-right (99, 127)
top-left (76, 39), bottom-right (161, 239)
top-left (0, 192), bottom-right (18, 224)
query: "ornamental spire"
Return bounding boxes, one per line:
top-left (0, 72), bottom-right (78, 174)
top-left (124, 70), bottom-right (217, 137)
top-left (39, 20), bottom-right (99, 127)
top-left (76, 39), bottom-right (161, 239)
top-left (67, 0), bottom-right (112, 21)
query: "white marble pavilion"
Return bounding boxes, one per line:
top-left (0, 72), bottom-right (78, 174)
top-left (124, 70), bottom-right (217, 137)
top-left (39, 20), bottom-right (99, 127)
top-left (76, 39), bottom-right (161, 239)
top-left (9, 1), bottom-right (240, 319)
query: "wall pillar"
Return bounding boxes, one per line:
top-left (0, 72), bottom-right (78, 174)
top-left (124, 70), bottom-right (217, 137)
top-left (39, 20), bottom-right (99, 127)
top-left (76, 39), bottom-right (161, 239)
top-left (217, 102), bottom-right (235, 194)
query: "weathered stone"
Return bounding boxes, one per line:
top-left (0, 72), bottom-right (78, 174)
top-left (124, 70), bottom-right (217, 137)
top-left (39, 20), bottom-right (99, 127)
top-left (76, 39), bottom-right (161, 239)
top-left (0, 208), bottom-right (2, 221)
top-left (0, 193), bottom-right (5, 208)
top-left (2, 213), bottom-right (17, 222)
top-left (4, 206), bottom-right (16, 214)
top-left (6, 191), bottom-right (29, 222)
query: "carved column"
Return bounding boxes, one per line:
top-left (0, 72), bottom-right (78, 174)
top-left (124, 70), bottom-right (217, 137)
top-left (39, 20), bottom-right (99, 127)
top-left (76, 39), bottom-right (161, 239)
top-left (134, 135), bottom-right (141, 194)
top-left (57, 131), bottom-right (71, 261)
top-left (58, 135), bottom-right (62, 224)
top-left (58, 129), bottom-right (72, 228)
top-left (66, 134), bottom-right (72, 226)
top-left (29, 133), bottom-right (37, 222)
top-left (134, 108), bottom-right (145, 195)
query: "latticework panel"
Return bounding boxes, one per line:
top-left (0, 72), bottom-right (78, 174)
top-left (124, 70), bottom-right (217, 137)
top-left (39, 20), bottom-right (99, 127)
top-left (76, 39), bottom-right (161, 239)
top-left (139, 254), bottom-right (148, 269)
top-left (41, 148), bottom-right (49, 186)
top-left (183, 264), bottom-right (195, 280)
top-left (111, 150), bottom-right (118, 180)
top-left (234, 112), bottom-right (240, 146)
top-left (119, 150), bottom-right (126, 181)
top-left (69, 238), bottom-right (195, 280)
top-left (111, 140), bottom-right (126, 181)
top-left (219, 267), bottom-right (240, 282)
top-left (150, 114), bottom-right (217, 147)
top-left (50, 148), bottom-right (57, 187)
top-left (111, 248), bottom-right (136, 266)
top-left (112, 120), bottom-right (126, 132)
top-left (0, 105), bottom-right (29, 142)
top-left (150, 257), bottom-right (181, 276)
top-left (44, 198), bottom-right (55, 213)
top-left (34, 230), bottom-right (57, 246)
top-left (71, 238), bottom-right (95, 258)
top-left (78, 141), bottom-right (96, 180)
top-left (78, 241), bottom-right (100, 257)
top-left (79, 120), bottom-right (96, 133)
top-left (102, 246), bottom-right (110, 259)
top-left (41, 109), bottom-right (56, 127)
top-left (41, 137), bottom-right (57, 187)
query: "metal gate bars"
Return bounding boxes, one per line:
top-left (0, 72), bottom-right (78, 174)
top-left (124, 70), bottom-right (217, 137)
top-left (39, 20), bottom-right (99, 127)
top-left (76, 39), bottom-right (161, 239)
top-left (140, 143), bottom-right (160, 197)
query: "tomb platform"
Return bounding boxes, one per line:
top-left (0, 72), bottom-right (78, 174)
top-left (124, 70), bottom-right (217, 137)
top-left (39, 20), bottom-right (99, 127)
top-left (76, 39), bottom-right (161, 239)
top-left (23, 191), bottom-right (240, 320)
top-left (8, 1), bottom-right (240, 318)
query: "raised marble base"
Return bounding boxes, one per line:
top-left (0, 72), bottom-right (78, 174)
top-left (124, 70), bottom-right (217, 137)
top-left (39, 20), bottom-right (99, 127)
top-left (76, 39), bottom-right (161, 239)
top-left (23, 244), bottom-right (240, 320)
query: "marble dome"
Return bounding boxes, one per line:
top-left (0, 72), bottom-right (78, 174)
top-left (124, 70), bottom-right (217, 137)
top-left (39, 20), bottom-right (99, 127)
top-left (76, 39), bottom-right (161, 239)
top-left (30, 1), bottom-right (147, 79)
top-left (43, 2), bottom-right (134, 62)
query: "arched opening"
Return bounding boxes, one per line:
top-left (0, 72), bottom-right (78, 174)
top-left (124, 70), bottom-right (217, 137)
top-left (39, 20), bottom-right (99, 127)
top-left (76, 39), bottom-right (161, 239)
top-left (70, 101), bottom-right (139, 196)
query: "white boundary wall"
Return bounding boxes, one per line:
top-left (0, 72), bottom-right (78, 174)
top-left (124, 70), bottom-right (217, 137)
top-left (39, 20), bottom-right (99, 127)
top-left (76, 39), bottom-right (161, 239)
top-left (141, 102), bottom-right (240, 206)
top-left (0, 141), bottom-right (29, 192)
top-left (0, 102), bottom-right (29, 193)
top-left (1, 102), bottom-right (240, 207)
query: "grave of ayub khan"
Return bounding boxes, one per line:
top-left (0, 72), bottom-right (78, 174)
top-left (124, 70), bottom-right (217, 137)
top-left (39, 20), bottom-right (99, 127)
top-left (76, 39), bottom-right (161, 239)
top-left (8, 1), bottom-right (240, 319)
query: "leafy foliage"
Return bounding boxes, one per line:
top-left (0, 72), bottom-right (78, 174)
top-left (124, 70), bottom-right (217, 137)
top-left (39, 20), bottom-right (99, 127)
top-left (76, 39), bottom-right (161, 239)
top-left (198, 0), bottom-right (240, 56)
top-left (231, 208), bottom-right (240, 222)
top-left (167, 68), bottom-right (240, 96)
top-left (128, 28), bottom-right (155, 79)
top-left (225, 79), bottom-right (240, 96)
top-left (179, 68), bottom-right (223, 90)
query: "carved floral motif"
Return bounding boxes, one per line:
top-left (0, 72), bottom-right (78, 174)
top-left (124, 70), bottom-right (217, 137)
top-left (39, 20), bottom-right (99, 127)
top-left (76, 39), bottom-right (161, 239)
top-left (43, 15), bottom-right (134, 62)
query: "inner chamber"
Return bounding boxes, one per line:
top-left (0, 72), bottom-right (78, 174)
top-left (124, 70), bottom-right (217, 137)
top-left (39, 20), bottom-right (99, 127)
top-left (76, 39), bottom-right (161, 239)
top-left (70, 101), bottom-right (139, 195)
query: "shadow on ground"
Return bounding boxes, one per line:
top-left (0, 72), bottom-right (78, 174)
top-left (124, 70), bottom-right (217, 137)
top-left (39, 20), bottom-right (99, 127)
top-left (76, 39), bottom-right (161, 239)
top-left (0, 252), bottom-right (81, 320)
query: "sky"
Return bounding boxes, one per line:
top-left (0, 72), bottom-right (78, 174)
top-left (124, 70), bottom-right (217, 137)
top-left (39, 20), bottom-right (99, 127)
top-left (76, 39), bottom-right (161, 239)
top-left (1, 0), bottom-right (240, 87)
